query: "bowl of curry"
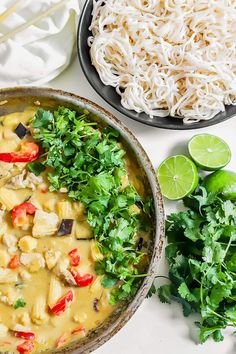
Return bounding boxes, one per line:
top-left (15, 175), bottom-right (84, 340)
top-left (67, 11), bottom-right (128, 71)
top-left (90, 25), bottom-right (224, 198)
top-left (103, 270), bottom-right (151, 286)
top-left (0, 87), bottom-right (164, 354)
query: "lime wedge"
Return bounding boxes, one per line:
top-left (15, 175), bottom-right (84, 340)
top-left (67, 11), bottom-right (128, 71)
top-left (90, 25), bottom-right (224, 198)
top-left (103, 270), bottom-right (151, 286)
top-left (188, 134), bottom-right (231, 171)
top-left (203, 170), bottom-right (236, 200)
top-left (157, 155), bottom-right (199, 200)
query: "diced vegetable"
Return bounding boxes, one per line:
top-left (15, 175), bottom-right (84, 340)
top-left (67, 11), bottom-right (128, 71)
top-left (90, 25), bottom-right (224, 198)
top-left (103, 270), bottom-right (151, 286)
top-left (50, 290), bottom-right (74, 316)
top-left (90, 240), bottom-right (104, 262)
top-left (93, 298), bottom-right (99, 312)
top-left (45, 250), bottom-right (61, 270)
top-left (0, 142), bottom-right (39, 163)
top-left (16, 340), bottom-right (34, 354)
top-left (9, 255), bottom-right (20, 269)
top-left (55, 334), bottom-right (67, 348)
top-left (136, 237), bottom-right (144, 251)
top-left (0, 187), bottom-right (32, 211)
top-left (31, 296), bottom-right (48, 325)
top-left (13, 331), bottom-right (35, 340)
top-left (75, 221), bottom-right (92, 239)
top-left (89, 276), bottom-right (103, 297)
top-left (58, 219), bottom-right (74, 236)
top-left (12, 203), bottom-right (37, 228)
top-left (57, 201), bottom-right (74, 219)
top-left (18, 236), bottom-right (37, 253)
top-left (48, 275), bottom-right (62, 308)
top-left (68, 248), bottom-right (80, 267)
top-left (20, 253), bottom-right (45, 273)
top-left (0, 268), bottom-right (18, 284)
top-left (14, 123), bottom-right (28, 139)
top-left (32, 210), bottom-right (59, 237)
top-left (70, 269), bottom-right (94, 287)
top-left (71, 326), bottom-right (86, 335)
top-left (73, 311), bottom-right (87, 324)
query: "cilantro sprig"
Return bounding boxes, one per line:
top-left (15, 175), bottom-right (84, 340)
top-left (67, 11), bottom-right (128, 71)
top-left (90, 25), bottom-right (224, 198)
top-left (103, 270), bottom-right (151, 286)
top-left (32, 107), bottom-right (152, 303)
top-left (154, 187), bottom-right (236, 343)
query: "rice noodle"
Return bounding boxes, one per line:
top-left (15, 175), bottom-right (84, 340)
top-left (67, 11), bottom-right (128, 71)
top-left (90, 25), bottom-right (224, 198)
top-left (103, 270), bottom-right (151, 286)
top-left (88, 0), bottom-right (236, 123)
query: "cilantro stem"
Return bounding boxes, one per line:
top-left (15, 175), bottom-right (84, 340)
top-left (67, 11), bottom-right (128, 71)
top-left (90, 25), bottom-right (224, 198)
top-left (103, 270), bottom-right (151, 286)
top-left (130, 273), bottom-right (152, 278)
top-left (224, 235), bottom-right (234, 259)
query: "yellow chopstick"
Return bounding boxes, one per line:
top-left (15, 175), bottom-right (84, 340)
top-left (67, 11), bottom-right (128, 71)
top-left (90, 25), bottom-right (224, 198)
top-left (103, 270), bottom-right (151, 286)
top-left (0, 0), bottom-right (24, 23)
top-left (0, 0), bottom-right (69, 44)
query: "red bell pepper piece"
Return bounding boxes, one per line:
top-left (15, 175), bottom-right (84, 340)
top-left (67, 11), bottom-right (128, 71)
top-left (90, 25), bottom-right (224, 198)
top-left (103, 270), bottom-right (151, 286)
top-left (12, 202), bottom-right (37, 228)
top-left (55, 334), bottom-right (67, 348)
top-left (13, 331), bottom-right (35, 340)
top-left (71, 269), bottom-right (94, 287)
top-left (16, 340), bottom-right (34, 354)
top-left (0, 142), bottom-right (39, 163)
top-left (71, 326), bottom-right (86, 335)
top-left (50, 290), bottom-right (74, 316)
top-left (9, 255), bottom-right (20, 269)
top-left (68, 248), bottom-right (80, 267)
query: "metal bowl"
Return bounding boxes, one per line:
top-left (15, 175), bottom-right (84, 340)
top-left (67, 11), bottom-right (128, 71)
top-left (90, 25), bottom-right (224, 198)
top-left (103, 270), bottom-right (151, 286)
top-left (0, 87), bottom-right (165, 354)
top-left (77, 0), bottom-right (236, 130)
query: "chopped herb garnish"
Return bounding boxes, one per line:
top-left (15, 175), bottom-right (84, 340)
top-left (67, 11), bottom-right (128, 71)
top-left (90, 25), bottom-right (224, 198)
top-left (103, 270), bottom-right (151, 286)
top-left (152, 187), bottom-right (236, 343)
top-left (32, 107), bottom-right (152, 303)
top-left (28, 161), bottom-right (46, 176)
top-left (14, 298), bottom-right (26, 309)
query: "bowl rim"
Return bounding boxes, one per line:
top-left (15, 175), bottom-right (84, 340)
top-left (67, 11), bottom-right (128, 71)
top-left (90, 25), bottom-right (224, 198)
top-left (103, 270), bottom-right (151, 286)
top-left (0, 86), bottom-right (165, 354)
top-left (77, 0), bottom-right (236, 130)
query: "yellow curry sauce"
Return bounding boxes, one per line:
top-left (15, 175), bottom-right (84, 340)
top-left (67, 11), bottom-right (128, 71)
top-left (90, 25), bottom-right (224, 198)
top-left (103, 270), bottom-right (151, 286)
top-left (0, 108), bottom-right (150, 353)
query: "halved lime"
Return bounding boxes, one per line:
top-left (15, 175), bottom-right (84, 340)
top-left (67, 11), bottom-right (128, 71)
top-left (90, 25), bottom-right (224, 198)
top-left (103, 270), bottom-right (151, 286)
top-left (157, 155), bottom-right (199, 200)
top-left (203, 170), bottom-right (236, 200)
top-left (188, 134), bottom-right (231, 171)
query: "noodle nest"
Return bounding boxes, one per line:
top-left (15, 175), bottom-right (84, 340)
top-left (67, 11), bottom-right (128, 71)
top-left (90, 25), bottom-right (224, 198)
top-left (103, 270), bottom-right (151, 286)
top-left (88, 0), bottom-right (236, 123)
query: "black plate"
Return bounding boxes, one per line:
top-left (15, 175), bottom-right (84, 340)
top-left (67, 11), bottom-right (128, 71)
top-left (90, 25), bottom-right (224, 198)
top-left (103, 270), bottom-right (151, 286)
top-left (77, 0), bottom-right (236, 130)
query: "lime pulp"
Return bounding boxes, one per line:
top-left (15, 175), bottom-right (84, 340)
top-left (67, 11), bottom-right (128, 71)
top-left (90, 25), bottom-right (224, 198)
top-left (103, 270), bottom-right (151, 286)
top-left (157, 155), bottom-right (199, 200)
top-left (188, 134), bottom-right (231, 171)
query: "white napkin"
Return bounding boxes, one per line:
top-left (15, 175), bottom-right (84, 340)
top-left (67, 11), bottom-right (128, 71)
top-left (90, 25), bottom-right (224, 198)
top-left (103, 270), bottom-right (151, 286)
top-left (0, 0), bottom-right (80, 87)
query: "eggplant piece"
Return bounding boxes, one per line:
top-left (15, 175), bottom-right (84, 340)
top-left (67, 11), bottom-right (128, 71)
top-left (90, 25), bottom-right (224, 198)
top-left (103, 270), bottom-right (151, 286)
top-left (14, 123), bottom-right (28, 139)
top-left (93, 298), bottom-right (99, 312)
top-left (136, 237), bottom-right (144, 251)
top-left (135, 201), bottom-right (143, 209)
top-left (58, 219), bottom-right (74, 236)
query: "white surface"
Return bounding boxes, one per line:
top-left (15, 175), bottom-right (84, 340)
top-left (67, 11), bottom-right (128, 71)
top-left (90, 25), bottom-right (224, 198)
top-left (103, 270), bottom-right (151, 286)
top-left (49, 58), bottom-right (236, 354)
top-left (0, 0), bottom-right (79, 87)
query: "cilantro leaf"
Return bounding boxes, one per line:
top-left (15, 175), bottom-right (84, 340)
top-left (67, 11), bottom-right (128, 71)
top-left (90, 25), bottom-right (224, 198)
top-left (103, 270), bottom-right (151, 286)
top-left (101, 276), bottom-right (117, 289)
top-left (14, 298), bottom-right (26, 309)
top-left (158, 285), bottom-right (172, 304)
top-left (147, 283), bottom-right (157, 298)
top-left (33, 108), bottom-right (53, 128)
top-left (28, 161), bottom-right (46, 176)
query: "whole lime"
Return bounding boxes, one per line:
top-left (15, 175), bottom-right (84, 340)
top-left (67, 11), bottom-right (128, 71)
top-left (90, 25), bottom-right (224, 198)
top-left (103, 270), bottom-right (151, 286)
top-left (203, 170), bottom-right (236, 200)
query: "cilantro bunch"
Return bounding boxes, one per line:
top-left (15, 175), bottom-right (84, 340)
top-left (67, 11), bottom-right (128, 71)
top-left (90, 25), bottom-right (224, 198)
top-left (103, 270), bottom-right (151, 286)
top-left (157, 187), bottom-right (236, 343)
top-left (31, 107), bottom-right (152, 303)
